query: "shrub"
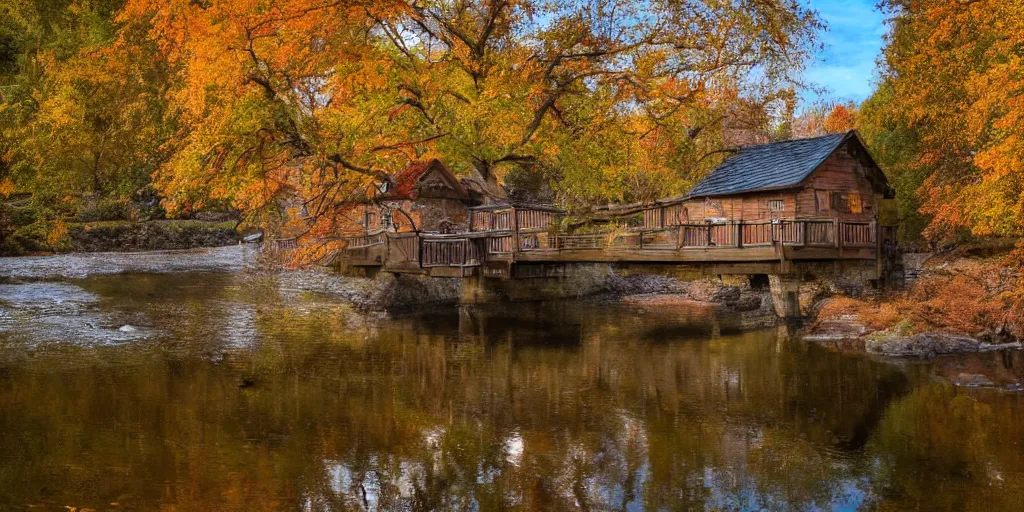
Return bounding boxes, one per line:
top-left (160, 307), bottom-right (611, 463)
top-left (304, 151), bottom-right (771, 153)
top-left (816, 296), bottom-right (907, 332)
top-left (75, 197), bottom-right (132, 222)
top-left (0, 219), bottom-right (70, 254)
top-left (817, 257), bottom-right (1024, 338)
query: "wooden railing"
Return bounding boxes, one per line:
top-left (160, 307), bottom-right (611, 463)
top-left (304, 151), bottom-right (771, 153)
top-left (421, 236), bottom-right (481, 267)
top-left (552, 233), bottom-right (611, 250)
top-left (517, 209), bottom-right (554, 232)
top-left (270, 237), bottom-right (299, 251)
top-left (741, 221), bottom-right (802, 245)
top-left (840, 222), bottom-right (875, 247)
top-left (471, 206), bottom-right (558, 232)
top-left (335, 218), bottom-right (882, 269)
top-left (471, 209), bottom-right (514, 231)
top-left (805, 221), bottom-right (836, 246)
top-left (487, 234), bottom-right (515, 254)
top-left (343, 231), bottom-right (386, 249)
top-left (680, 224), bottom-right (735, 247)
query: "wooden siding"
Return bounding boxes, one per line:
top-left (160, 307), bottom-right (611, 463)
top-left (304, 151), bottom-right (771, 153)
top-left (646, 140), bottom-right (886, 227)
top-left (801, 145), bottom-right (878, 222)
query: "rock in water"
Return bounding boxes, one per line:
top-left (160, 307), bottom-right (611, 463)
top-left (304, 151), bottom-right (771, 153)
top-left (867, 332), bottom-right (980, 357)
top-left (118, 324), bottom-right (138, 332)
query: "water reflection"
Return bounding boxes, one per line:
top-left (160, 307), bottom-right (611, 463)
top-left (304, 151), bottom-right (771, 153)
top-left (0, 272), bottom-right (1021, 510)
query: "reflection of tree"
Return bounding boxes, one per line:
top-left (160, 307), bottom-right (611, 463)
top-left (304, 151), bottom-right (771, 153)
top-left (864, 382), bottom-right (1024, 511)
top-left (1, 287), bottom-right (1021, 510)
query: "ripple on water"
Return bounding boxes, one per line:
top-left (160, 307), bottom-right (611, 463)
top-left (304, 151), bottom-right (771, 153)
top-left (0, 282), bottom-right (152, 346)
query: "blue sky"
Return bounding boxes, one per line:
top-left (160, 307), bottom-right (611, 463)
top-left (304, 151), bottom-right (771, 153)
top-left (801, 0), bottom-right (888, 105)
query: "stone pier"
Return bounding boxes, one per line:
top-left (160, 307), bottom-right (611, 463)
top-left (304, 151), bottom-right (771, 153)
top-left (768, 274), bottom-right (803, 319)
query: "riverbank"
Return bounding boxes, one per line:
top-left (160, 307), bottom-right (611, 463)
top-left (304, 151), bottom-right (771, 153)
top-left (807, 249), bottom-right (1024, 359)
top-left (66, 219), bottom-right (239, 252)
top-left (1, 194), bottom-right (243, 255)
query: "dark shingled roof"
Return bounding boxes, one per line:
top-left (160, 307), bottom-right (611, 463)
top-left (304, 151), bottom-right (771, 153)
top-left (687, 131), bottom-right (852, 198)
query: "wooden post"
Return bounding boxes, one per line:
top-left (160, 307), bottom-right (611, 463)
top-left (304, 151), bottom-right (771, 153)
top-left (735, 221), bottom-right (743, 248)
top-left (802, 220), bottom-right (808, 246)
top-left (873, 219), bottom-right (882, 280)
top-left (416, 234), bottom-right (423, 268)
top-left (833, 218), bottom-right (841, 249)
top-left (511, 207), bottom-right (520, 255)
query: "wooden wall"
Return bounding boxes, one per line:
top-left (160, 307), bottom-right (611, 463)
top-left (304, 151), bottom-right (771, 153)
top-left (643, 140), bottom-right (885, 228)
top-left (798, 144), bottom-right (879, 222)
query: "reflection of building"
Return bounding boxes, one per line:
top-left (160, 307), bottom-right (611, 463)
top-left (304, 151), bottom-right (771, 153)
top-left (643, 131), bottom-right (894, 228)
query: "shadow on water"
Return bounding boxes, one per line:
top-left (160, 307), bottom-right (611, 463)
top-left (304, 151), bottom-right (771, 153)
top-left (0, 271), bottom-right (1023, 510)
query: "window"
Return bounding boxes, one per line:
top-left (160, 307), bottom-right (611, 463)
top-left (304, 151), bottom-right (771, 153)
top-left (815, 190), bottom-right (831, 212)
top-left (767, 199), bottom-right (784, 212)
top-left (848, 193), bottom-right (863, 214)
top-left (831, 192), bottom-right (849, 213)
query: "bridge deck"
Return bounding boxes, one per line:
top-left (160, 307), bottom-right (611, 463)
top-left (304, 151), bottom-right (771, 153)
top-left (332, 216), bottom-right (893, 278)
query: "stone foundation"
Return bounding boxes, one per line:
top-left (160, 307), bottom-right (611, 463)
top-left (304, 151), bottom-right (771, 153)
top-left (459, 260), bottom-right (880, 318)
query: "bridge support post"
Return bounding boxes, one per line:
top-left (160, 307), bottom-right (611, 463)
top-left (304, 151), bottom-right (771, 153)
top-left (768, 274), bottom-right (803, 319)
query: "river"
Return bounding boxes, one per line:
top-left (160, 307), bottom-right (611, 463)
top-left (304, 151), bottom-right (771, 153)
top-left (1, 253), bottom-right (1023, 510)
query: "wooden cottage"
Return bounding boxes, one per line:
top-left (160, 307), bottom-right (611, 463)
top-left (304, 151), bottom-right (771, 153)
top-left (350, 159), bottom-right (485, 234)
top-left (644, 131), bottom-right (895, 232)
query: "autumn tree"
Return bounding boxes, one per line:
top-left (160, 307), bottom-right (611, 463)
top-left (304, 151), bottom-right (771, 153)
top-left (121, 0), bottom-right (821, 254)
top-left (120, 0), bottom-right (411, 252)
top-left (0, 0), bottom-right (178, 252)
top-left (9, 21), bottom-right (173, 202)
top-left (857, 83), bottom-right (928, 243)
top-left (789, 101), bottom-right (857, 139)
top-left (375, 1), bottom-right (822, 205)
top-left (874, 0), bottom-right (1024, 243)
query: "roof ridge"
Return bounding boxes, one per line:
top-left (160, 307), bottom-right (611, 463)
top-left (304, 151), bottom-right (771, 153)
top-left (734, 130), bottom-right (850, 150)
top-left (685, 130), bottom-right (855, 199)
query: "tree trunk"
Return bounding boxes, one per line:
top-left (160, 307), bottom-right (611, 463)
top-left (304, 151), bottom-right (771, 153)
top-left (92, 152), bottom-right (102, 195)
top-left (471, 159), bottom-right (507, 204)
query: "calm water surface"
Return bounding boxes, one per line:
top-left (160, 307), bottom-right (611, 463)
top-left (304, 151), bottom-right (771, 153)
top-left (1, 271), bottom-right (1023, 511)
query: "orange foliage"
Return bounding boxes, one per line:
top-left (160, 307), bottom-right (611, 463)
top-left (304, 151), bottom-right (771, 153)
top-left (822, 104), bottom-right (856, 134)
top-left (879, 0), bottom-right (1024, 241)
top-left (817, 296), bottom-right (904, 332)
top-left (818, 258), bottom-right (1024, 338)
top-left (113, 0), bottom-right (821, 263)
top-left (791, 101), bottom-right (857, 138)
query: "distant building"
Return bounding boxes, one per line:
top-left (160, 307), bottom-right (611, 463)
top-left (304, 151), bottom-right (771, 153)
top-left (352, 159), bottom-right (487, 235)
top-left (643, 130), bottom-right (895, 229)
